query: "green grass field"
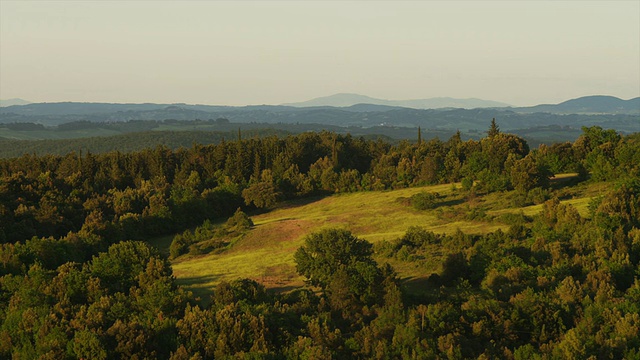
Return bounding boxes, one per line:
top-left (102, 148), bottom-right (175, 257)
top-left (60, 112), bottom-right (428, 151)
top-left (170, 176), bottom-right (597, 300)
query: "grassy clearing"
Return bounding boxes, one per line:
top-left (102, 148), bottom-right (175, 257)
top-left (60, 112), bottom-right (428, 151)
top-left (171, 183), bottom-right (503, 296)
top-left (171, 176), bottom-right (601, 298)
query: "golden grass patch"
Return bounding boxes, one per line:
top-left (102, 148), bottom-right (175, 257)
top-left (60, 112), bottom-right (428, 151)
top-left (170, 178), bottom-right (600, 297)
top-left (171, 183), bottom-right (496, 295)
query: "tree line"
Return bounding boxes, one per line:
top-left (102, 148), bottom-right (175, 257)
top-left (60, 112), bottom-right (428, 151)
top-left (2, 124), bottom-right (636, 244)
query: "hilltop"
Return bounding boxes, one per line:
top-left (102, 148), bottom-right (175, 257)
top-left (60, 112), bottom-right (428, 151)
top-left (0, 98), bottom-right (31, 107)
top-left (282, 93), bottom-right (511, 109)
top-left (515, 95), bottom-right (640, 115)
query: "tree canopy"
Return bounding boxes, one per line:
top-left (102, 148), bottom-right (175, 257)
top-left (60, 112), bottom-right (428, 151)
top-left (295, 228), bottom-right (384, 305)
top-left (0, 124), bottom-right (639, 358)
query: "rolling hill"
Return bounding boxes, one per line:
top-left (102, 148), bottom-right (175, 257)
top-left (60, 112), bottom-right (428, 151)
top-left (1, 102), bottom-right (638, 132)
top-left (515, 95), bottom-right (640, 115)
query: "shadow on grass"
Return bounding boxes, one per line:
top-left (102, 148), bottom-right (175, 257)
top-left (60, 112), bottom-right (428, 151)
top-left (267, 285), bottom-right (300, 295)
top-left (549, 173), bottom-right (582, 190)
top-left (436, 198), bottom-right (467, 208)
top-left (276, 194), bottom-right (331, 210)
top-left (176, 274), bottom-right (221, 306)
top-left (176, 274), bottom-right (221, 287)
top-left (401, 275), bottom-right (441, 304)
top-left (145, 234), bottom-right (176, 258)
top-left (402, 275), bottom-right (432, 289)
top-left (244, 194), bottom-right (330, 218)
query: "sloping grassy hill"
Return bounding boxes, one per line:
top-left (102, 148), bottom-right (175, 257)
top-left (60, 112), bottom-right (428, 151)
top-left (170, 177), bottom-right (599, 299)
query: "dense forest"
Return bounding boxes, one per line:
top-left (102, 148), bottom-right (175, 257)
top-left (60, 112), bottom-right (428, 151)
top-left (0, 123), bottom-right (639, 358)
top-left (0, 118), bottom-right (585, 158)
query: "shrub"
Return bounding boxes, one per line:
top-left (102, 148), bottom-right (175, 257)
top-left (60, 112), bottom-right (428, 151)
top-left (169, 233), bottom-right (190, 259)
top-left (528, 187), bottom-right (550, 205)
top-left (225, 208), bottom-right (253, 233)
top-left (461, 177), bottom-right (474, 191)
top-left (411, 191), bottom-right (440, 210)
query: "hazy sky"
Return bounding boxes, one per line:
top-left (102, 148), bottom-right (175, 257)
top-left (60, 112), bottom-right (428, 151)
top-left (1, 1), bottom-right (639, 106)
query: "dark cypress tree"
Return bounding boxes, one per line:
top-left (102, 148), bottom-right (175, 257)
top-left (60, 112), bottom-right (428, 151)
top-left (488, 118), bottom-right (500, 138)
top-left (331, 136), bottom-right (338, 169)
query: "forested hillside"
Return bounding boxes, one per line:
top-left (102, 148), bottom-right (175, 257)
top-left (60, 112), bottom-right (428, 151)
top-left (0, 124), bottom-right (638, 358)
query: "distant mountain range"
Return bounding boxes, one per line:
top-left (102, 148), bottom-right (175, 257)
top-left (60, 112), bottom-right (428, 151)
top-left (2, 94), bottom-right (638, 114)
top-left (0, 95), bottom-right (637, 136)
top-left (284, 93), bottom-right (640, 114)
top-left (513, 95), bottom-right (640, 115)
top-left (282, 93), bottom-right (511, 109)
top-left (0, 98), bottom-right (31, 107)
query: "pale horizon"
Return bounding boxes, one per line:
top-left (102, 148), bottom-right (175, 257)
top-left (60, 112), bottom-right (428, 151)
top-left (1, 1), bottom-right (639, 107)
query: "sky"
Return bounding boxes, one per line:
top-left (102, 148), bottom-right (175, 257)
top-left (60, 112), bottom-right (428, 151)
top-left (1, 1), bottom-right (639, 107)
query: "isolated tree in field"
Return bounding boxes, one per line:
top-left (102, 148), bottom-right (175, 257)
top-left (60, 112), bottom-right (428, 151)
top-left (410, 191), bottom-right (440, 210)
top-left (294, 228), bottom-right (383, 304)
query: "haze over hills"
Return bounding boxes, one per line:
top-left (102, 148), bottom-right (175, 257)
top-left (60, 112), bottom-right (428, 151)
top-left (0, 98), bottom-right (31, 107)
top-left (514, 95), bottom-right (640, 115)
top-left (3, 94), bottom-right (637, 115)
top-left (282, 93), bottom-right (511, 109)
top-left (0, 95), bottom-right (637, 136)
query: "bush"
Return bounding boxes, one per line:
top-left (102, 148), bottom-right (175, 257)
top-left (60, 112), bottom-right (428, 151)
top-left (169, 214), bottom-right (252, 259)
top-left (225, 208), bottom-right (253, 233)
top-left (411, 191), bottom-right (440, 210)
top-left (461, 177), bottom-right (474, 191)
top-left (465, 207), bottom-right (488, 221)
top-left (528, 187), bottom-right (550, 205)
top-left (169, 234), bottom-right (190, 259)
top-left (510, 192), bottom-right (530, 207)
top-left (213, 279), bottom-right (267, 305)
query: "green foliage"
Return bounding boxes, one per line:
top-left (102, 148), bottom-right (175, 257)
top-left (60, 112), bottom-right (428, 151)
top-left (225, 208), bottom-right (254, 233)
top-left (440, 252), bottom-right (470, 285)
top-left (527, 186), bottom-right (550, 204)
top-left (213, 279), bottom-right (267, 305)
top-left (242, 170), bottom-right (280, 208)
top-left (510, 155), bottom-right (551, 193)
top-left (242, 181), bottom-right (278, 209)
top-left (410, 191), bottom-right (440, 210)
top-left (169, 232), bottom-right (192, 259)
top-left (0, 128), bottom-right (639, 359)
top-left (461, 176), bottom-right (474, 191)
top-left (593, 180), bottom-right (640, 231)
top-left (89, 240), bottom-right (162, 293)
top-left (487, 118), bottom-right (500, 138)
top-left (169, 210), bottom-right (253, 259)
top-left (294, 228), bottom-right (383, 305)
top-left (70, 330), bottom-right (108, 360)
